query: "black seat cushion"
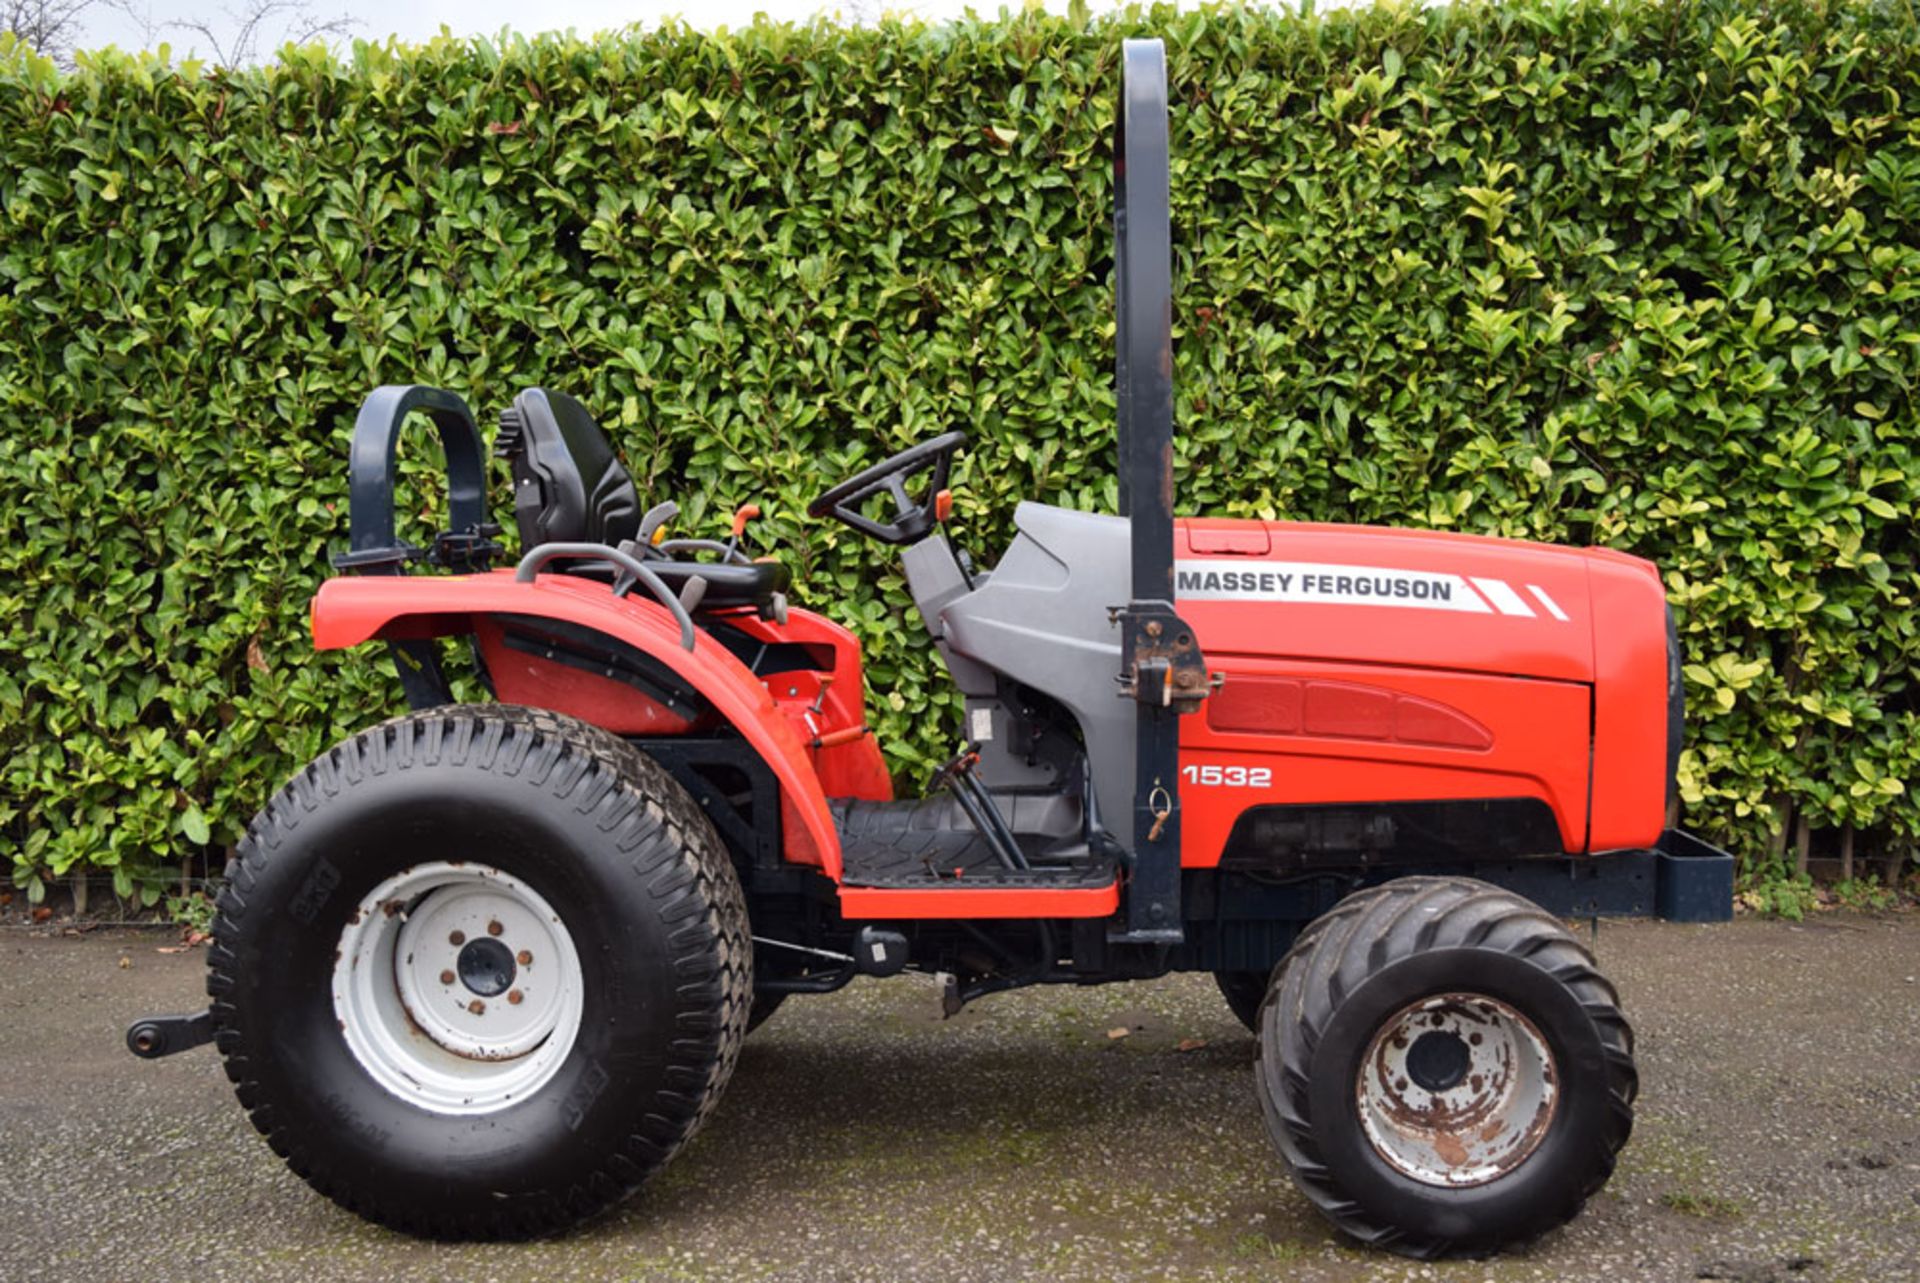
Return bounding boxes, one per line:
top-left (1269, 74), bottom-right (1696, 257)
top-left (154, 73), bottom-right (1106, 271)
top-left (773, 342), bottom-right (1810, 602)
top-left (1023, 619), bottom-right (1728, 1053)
top-left (496, 388), bottom-right (640, 547)
top-left (497, 388), bottom-right (788, 610)
top-left (555, 556), bottom-right (792, 611)
top-left (650, 559), bottom-right (792, 604)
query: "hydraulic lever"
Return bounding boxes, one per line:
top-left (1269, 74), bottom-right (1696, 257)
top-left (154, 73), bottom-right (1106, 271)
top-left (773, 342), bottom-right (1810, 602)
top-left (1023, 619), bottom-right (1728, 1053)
top-left (928, 746), bottom-right (1028, 872)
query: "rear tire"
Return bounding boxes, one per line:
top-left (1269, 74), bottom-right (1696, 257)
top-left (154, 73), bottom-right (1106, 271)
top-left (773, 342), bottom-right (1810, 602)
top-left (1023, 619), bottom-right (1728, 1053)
top-left (745, 990), bottom-right (787, 1034)
top-left (206, 705), bottom-right (751, 1239)
top-left (1254, 876), bottom-right (1635, 1258)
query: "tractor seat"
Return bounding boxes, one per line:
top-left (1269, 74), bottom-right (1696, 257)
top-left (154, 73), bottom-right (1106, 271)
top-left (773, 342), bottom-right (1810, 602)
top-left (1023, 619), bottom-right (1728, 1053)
top-left (495, 388), bottom-right (789, 610)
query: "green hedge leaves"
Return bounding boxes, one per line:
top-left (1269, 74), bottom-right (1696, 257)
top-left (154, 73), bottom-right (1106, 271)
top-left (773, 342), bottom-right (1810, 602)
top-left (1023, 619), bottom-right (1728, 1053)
top-left (2, 0), bottom-right (1916, 904)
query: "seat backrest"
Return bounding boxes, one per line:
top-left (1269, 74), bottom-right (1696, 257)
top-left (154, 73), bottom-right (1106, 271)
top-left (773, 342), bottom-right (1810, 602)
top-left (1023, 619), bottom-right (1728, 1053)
top-left (495, 388), bottom-right (640, 548)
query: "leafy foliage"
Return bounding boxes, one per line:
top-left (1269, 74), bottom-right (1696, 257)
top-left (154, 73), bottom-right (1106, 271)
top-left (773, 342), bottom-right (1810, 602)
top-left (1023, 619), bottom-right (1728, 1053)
top-left (2, 0), bottom-right (1916, 903)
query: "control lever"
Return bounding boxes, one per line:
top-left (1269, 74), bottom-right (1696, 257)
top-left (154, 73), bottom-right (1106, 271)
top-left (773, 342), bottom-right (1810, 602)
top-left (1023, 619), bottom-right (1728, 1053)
top-left (725, 503), bottom-right (761, 560)
top-left (929, 746), bottom-right (1028, 872)
top-left (636, 500), bottom-right (678, 547)
top-left (678, 574), bottom-right (708, 614)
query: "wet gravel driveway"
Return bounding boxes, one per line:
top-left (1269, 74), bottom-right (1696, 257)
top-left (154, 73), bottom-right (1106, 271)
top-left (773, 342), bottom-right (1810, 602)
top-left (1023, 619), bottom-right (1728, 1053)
top-left (1, 915), bottom-right (1916, 1282)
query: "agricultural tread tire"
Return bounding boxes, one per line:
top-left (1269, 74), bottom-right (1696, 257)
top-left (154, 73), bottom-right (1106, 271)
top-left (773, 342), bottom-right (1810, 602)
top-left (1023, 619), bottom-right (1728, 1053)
top-left (1213, 969), bottom-right (1268, 1033)
top-left (205, 704), bottom-right (752, 1239)
top-left (1254, 876), bottom-right (1636, 1258)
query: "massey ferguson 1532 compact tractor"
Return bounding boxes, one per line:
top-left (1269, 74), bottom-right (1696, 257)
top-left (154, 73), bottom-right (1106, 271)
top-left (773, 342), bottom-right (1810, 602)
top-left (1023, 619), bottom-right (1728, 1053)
top-left (128, 39), bottom-right (1732, 1258)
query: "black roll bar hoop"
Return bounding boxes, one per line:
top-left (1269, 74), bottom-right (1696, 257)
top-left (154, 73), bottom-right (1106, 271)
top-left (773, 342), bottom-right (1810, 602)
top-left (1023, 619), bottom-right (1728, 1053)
top-left (334, 384), bottom-right (500, 574)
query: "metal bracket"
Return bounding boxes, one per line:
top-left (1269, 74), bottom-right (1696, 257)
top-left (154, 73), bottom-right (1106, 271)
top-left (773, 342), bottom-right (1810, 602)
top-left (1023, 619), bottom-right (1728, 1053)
top-left (1115, 599), bottom-right (1210, 715)
top-left (126, 1010), bottom-right (214, 1059)
top-left (387, 638), bottom-right (454, 710)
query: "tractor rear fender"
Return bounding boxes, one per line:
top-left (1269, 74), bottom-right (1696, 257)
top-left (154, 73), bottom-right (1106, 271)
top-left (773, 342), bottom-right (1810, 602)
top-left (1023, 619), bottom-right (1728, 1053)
top-left (309, 570), bottom-right (844, 877)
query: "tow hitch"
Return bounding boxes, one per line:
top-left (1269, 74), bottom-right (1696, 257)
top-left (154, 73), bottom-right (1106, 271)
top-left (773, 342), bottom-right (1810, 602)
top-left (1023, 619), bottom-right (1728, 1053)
top-left (125, 1010), bottom-right (214, 1059)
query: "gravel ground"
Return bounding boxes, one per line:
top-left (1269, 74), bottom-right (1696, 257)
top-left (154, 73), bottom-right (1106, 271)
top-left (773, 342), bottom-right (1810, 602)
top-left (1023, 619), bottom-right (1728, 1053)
top-left (1, 915), bottom-right (1916, 1283)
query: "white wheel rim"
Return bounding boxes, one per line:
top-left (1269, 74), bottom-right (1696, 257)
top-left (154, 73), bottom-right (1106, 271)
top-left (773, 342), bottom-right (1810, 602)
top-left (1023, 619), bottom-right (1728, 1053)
top-left (332, 862), bottom-right (584, 1116)
top-left (1356, 992), bottom-right (1557, 1187)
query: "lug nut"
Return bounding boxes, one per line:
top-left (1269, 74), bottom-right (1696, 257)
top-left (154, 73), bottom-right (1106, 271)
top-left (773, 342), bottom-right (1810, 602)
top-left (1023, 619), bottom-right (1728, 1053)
top-left (439, 970), bottom-right (456, 986)
top-left (507, 989), bottom-right (523, 1005)
top-left (468, 999), bottom-right (486, 1015)
top-left (487, 920), bottom-right (504, 937)
top-left (449, 930), bottom-right (465, 946)
top-left (517, 950), bottom-right (533, 965)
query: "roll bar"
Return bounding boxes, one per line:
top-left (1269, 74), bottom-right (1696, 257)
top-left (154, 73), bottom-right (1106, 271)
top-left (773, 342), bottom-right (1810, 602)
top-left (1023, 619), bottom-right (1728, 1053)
top-left (1114, 37), bottom-right (1175, 598)
top-left (333, 384), bottom-right (501, 574)
top-left (1111, 39), bottom-right (1207, 943)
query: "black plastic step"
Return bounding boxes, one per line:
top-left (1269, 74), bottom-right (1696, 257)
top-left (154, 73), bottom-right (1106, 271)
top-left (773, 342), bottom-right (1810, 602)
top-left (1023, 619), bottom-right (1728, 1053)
top-left (833, 797), bottom-right (1117, 891)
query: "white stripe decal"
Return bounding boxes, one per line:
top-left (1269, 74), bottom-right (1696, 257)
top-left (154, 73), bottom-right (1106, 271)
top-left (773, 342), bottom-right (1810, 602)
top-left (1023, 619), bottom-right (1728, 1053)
top-left (1528, 584), bottom-right (1570, 622)
top-left (1470, 577), bottom-right (1537, 618)
top-left (1175, 560), bottom-right (1492, 614)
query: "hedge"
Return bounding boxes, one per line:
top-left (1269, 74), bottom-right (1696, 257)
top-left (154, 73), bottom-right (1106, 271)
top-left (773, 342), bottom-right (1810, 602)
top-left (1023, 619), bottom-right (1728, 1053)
top-left (2, 0), bottom-right (1916, 909)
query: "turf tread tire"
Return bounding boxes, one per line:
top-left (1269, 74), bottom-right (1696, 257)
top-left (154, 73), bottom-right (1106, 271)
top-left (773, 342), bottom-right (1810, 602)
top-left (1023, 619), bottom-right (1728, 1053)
top-left (745, 989), bottom-right (787, 1034)
top-left (206, 704), bottom-right (752, 1240)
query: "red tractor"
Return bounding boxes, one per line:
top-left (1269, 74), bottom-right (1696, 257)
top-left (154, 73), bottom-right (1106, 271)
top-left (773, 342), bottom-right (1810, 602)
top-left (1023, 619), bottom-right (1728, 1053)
top-left (129, 39), bottom-right (1731, 1258)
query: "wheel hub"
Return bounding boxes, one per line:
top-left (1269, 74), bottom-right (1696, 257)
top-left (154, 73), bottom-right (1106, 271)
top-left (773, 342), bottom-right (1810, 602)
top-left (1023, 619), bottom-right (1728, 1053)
top-left (1355, 992), bottom-right (1558, 1187)
top-left (456, 937), bottom-right (516, 997)
top-left (332, 862), bottom-right (584, 1115)
top-left (1404, 1029), bottom-right (1471, 1092)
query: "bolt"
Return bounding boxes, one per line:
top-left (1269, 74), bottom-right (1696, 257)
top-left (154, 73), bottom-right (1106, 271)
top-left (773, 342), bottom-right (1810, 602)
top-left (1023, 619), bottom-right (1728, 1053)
top-left (517, 950), bottom-right (533, 965)
top-left (1144, 620), bottom-right (1163, 638)
top-left (507, 989), bottom-right (523, 1005)
top-left (487, 920), bottom-right (504, 937)
top-left (449, 930), bottom-right (465, 946)
top-left (439, 969), bottom-right (456, 986)
top-left (468, 999), bottom-right (486, 1015)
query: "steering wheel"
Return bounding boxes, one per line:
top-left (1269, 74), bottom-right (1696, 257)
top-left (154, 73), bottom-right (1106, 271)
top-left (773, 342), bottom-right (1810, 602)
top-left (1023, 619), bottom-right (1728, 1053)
top-left (807, 431), bottom-right (967, 545)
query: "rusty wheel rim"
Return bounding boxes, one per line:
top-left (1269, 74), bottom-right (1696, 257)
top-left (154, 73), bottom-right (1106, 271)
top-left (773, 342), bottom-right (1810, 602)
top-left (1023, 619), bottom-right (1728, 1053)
top-left (1355, 992), bottom-right (1557, 1187)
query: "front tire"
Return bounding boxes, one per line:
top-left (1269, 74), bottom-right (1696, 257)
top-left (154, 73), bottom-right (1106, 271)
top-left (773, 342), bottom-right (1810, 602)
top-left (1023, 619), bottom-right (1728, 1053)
top-left (1255, 877), bottom-right (1636, 1258)
top-left (207, 706), bottom-right (751, 1239)
top-left (1214, 969), bottom-right (1268, 1033)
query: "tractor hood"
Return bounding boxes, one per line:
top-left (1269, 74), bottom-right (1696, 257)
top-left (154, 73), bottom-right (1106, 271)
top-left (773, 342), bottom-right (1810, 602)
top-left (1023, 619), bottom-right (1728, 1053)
top-left (1175, 518), bottom-right (1666, 686)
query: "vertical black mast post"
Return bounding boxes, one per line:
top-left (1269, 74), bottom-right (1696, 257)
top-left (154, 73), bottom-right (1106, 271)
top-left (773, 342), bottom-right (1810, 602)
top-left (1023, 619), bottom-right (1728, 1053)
top-left (1112, 38), bottom-right (1208, 943)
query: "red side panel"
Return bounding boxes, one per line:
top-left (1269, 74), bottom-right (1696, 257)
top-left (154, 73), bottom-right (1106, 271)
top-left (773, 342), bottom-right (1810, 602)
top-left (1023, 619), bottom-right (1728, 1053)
top-left (1586, 553), bottom-right (1670, 850)
top-left (1177, 656), bottom-right (1592, 865)
top-left (718, 609), bottom-right (892, 802)
top-left (473, 616), bottom-right (697, 735)
top-left (310, 571), bottom-right (847, 876)
top-left (1173, 518), bottom-right (1671, 861)
top-left (1175, 519), bottom-right (1596, 682)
